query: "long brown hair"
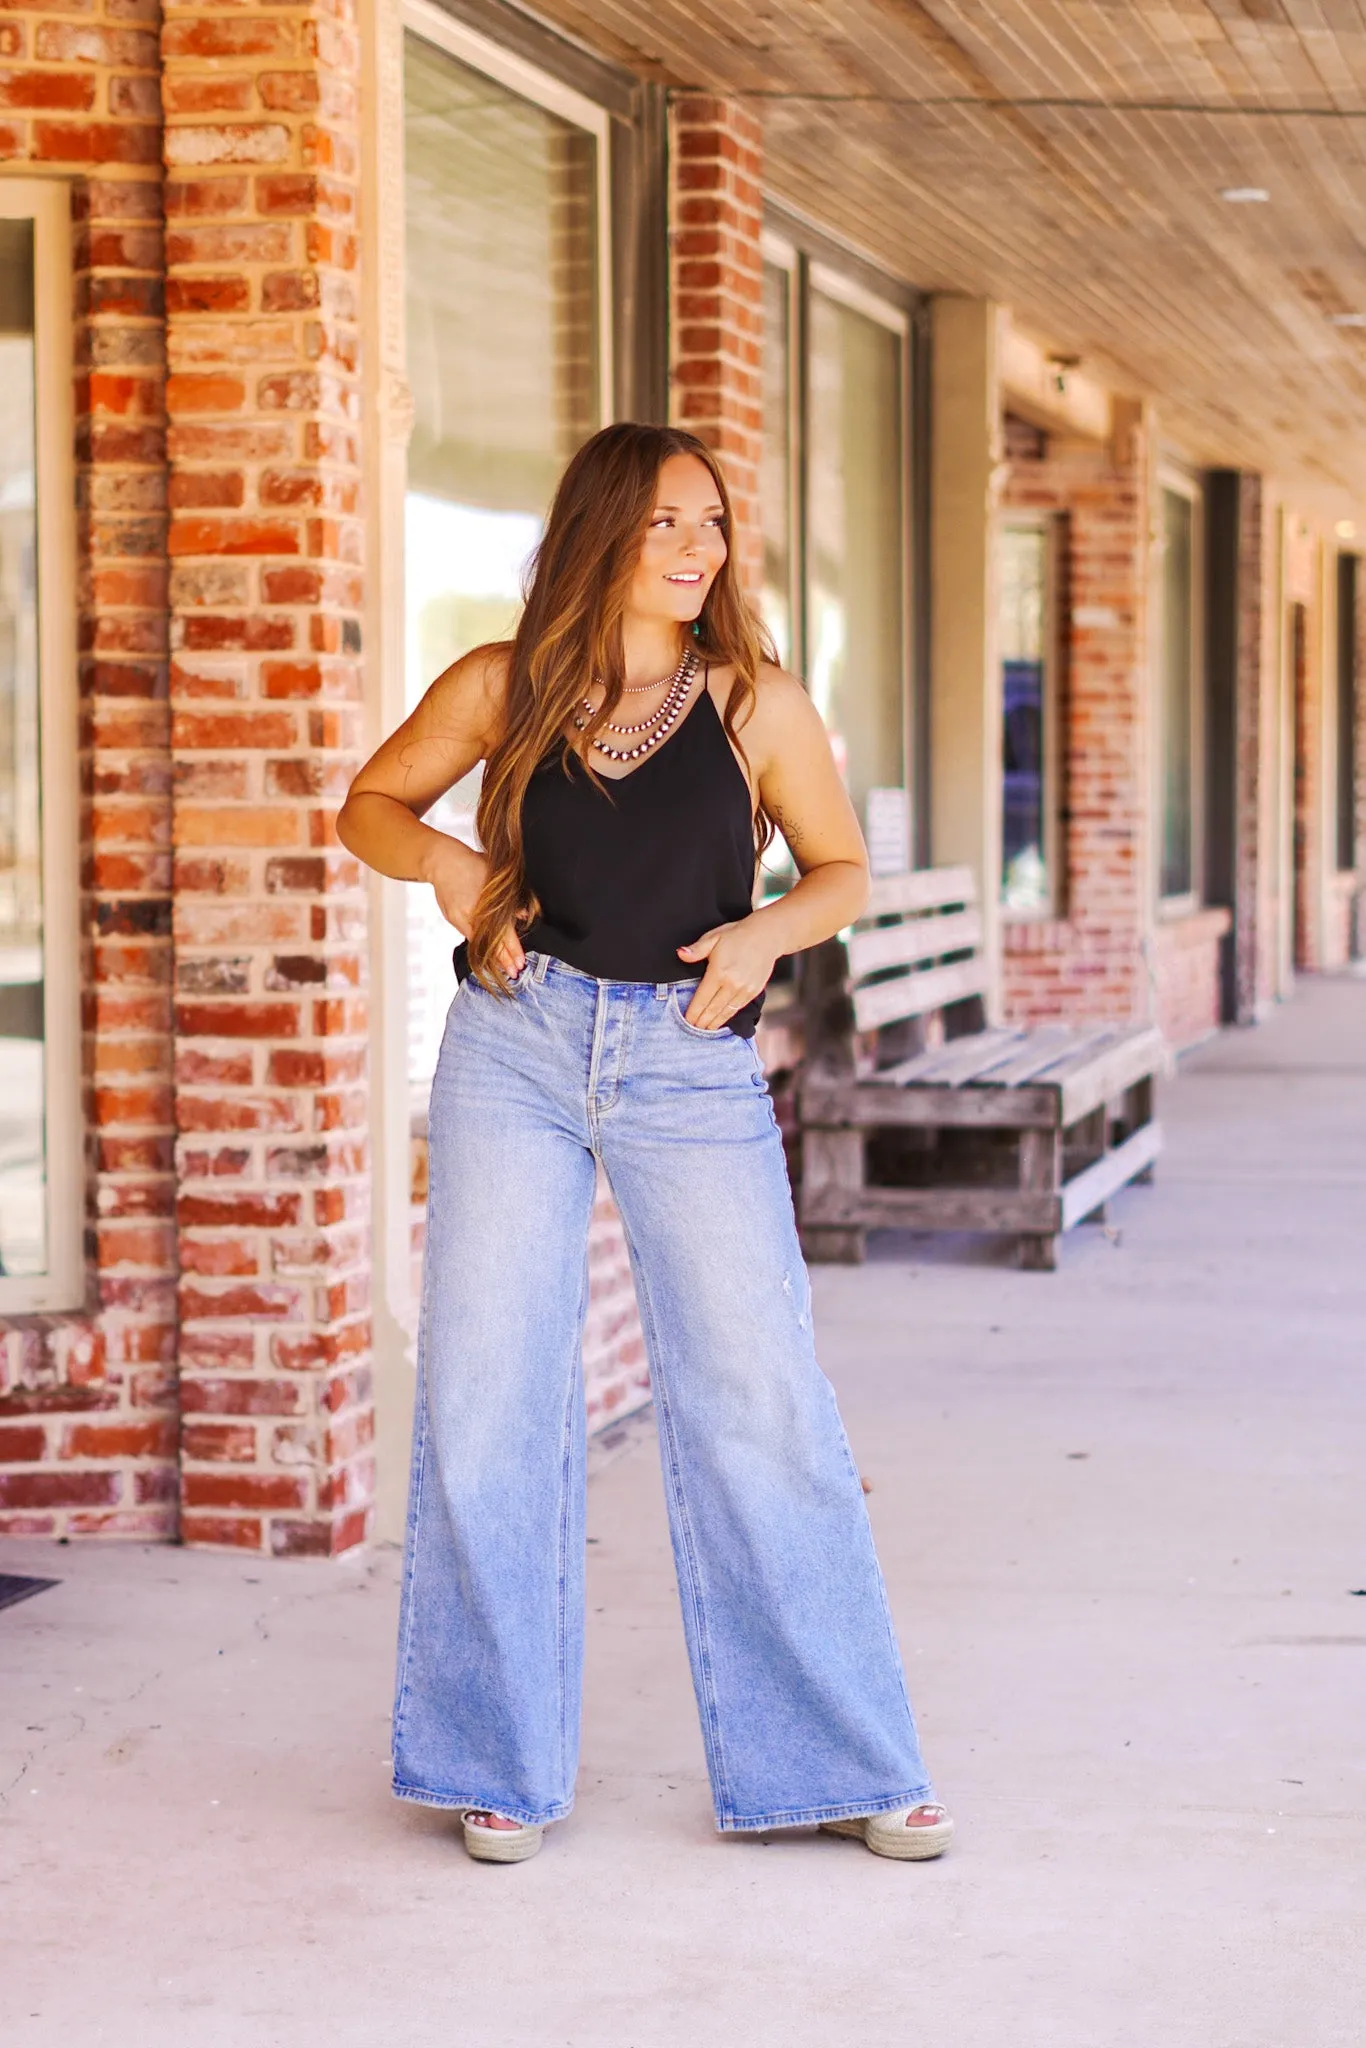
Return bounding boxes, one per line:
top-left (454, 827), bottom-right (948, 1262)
top-left (469, 422), bottom-right (775, 988)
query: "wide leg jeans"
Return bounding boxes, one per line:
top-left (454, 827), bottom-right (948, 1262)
top-left (392, 952), bottom-right (935, 1830)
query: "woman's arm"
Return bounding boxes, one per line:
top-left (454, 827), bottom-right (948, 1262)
top-left (676, 666), bottom-right (870, 1030)
top-left (336, 646), bottom-right (524, 973)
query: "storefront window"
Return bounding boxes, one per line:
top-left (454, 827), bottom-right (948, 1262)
top-left (760, 259), bottom-right (794, 670)
top-left (807, 284), bottom-right (905, 822)
top-left (403, 24), bottom-right (605, 1091)
top-left (760, 240), bottom-right (913, 842)
top-left (1160, 484), bottom-right (1198, 901)
top-left (0, 185), bottom-right (80, 1311)
top-left (1000, 522), bottom-right (1053, 914)
top-left (0, 218), bottom-right (44, 1279)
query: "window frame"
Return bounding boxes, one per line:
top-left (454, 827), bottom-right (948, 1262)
top-left (0, 179), bottom-right (82, 1314)
top-left (402, 0), bottom-right (615, 428)
top-left (1155, 462), bottom-right (1206, 915)
top-left (1336, 552), bottom-right (1359, 876)
top-left (997, 510), bottom-right (1063, 922)
top-left (760, 209), bottom-right (922, 853)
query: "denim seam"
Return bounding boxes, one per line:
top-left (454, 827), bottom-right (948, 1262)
top-left (554, 1249), bottom-right (591, 1805)
top-left (610, 1192), bottom-right (734, 1821)
top-left (586, 981), bottom-right (608, 1151)
top-left (390, 1144), bottom-right (439, 1758)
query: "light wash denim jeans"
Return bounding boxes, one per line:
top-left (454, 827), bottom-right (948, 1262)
top-left (392, 951), bottom-right (935, 1831)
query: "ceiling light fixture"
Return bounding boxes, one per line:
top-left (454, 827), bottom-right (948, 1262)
top-left (1219, 186), bottom-right (1270, 203)
top-left (1328, 312), bottom-right (1366, 328)
top-left (1335, 520), bottom-right (1357, 541)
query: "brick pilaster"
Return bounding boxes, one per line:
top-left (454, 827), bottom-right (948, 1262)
top-left (161, 0), bottom-right (372, 1555)
top-left (667, 94), bottom-right (763, 593)
top-left (0, 2), bottom-right (176, 1538)
top-left (1002, 406), bottom-right (1154, 1027)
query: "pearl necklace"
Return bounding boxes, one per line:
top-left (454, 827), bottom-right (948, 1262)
top-left (574, 650), bottom-right (699, 763)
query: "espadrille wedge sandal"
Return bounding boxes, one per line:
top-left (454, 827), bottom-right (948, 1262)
top-left (462, 1813), bottom-right (545, 1864)
top-left (820, 1802), bottom-right (953, 1861)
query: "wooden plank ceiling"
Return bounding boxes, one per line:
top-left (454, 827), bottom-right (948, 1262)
top-left (528, 0), bottom-right (1366, 516)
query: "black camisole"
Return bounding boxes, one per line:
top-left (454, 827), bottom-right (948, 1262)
top-left (517, 679), bottom-right (764, 1035)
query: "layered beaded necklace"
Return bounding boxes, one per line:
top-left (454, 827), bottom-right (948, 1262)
top-left (574, 647), bottom-right (699, 764)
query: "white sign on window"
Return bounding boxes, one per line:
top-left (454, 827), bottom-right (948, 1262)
top-left (865, 786), bottom-right (910, 877)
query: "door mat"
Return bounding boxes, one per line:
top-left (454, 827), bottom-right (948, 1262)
top-left (0, 1575), bottom-right (58, 1613)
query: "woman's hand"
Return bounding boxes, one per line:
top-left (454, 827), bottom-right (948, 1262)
top-left (676, 916), bottom-right (778, 1032)
top-left (424, 837), bottom-right (525, 978)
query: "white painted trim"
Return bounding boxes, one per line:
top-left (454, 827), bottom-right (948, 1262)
top-left (0, 179), bottom-right (82, 1313)
top-left (402, 0), bottom-right (613, 423)
top-left (809, 260), bottom-right (909, 336)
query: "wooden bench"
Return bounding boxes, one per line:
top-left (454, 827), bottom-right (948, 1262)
top-left (797, 866), bottom-right (1165, 1269)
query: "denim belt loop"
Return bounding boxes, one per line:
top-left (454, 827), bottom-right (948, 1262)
top-left (654, 981), bottom-right (670, 1000)
top-left (532, 952), bottom-right (551, 985)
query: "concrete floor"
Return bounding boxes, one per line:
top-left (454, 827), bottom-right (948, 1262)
top-left (2, 977), bottom-right (1364, 2047)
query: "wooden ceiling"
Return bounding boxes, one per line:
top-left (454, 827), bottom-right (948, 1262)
top-left (525, 0), bottom-right (1366, 518)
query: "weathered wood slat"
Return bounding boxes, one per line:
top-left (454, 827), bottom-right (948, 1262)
top-left (1034, 1027), bottom-right (1125, 1080)
top-left (1058, 1027), bottom-right (1167, 1127)
top-left (801, 1078), bottom-right (1058, 1129)
top-left (978, 1025), bottom-right (1111, 1087)
top-left (864, 865), bottom-right (977, 920)
top-left (851, 956), bottom-right (989, 1033)
top-left (877, 1025), bottom-right (1024, 1088)
top-left (803, 1185), bottom-right (1063, 1232)
top-left (1060, 1120), bottom-right (1163, 1228)
top-left (847, 907), bottom-right (983, 980)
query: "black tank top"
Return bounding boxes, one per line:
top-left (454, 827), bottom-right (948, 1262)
top-left (517, 680), bottom-right (764, 1034)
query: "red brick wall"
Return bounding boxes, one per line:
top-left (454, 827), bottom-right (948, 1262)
top-left (1001, 409), bottom-right (1156, 1028)
top-left (161, 0), bottom-right (372, 1555)
top-left (1153, 906), bottom-right (1230, 1048)
top-left (668, 93), bottom-right (763, 593)
top-left (0, 0), bottom-right (177, 1538)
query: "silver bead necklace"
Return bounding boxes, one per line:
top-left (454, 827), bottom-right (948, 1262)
top-left (574, 649), bottom-right (699, 763)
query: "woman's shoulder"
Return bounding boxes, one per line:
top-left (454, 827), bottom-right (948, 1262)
top-left (709, 657), bottom-right (807, 715)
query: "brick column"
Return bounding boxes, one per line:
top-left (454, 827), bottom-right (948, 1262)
top-left (667, 94), bottom-right (763, 593)
top-left (161, 0), bottom-right (372, 1555)
top-left (0, 3), bottom-right (177, 1537)
top-left (1002, 403), bottom-right (1154, 1027)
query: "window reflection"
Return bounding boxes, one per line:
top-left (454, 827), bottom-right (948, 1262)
top-left (0, 217), bottom-right (45, 1278)
top-left (805, 289), bottom-right (904, 825)
top-left (1000, 523), bottom-right (1050, 914)
top-left (403, 33), bottom-right (600, 1094)
top-left (1160, 487), bottom-right (1195, 899)
top-left (759, 261), bottom-right (793, 670)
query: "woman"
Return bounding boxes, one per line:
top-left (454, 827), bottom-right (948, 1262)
top-left (338, 423), bottom-right (951, 1865)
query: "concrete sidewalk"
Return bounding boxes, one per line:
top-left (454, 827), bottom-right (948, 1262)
top-left (3, 978), bottom-right (1364, 2047)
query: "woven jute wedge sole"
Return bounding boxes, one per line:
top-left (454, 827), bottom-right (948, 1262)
top-left (462, 1814), bottom-right (545, 1864)
top-left (820, 1806), bottom-right (954, 1861)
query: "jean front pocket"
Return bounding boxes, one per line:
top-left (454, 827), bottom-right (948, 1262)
top-left (668, 987), bottom-right (729, 1040)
